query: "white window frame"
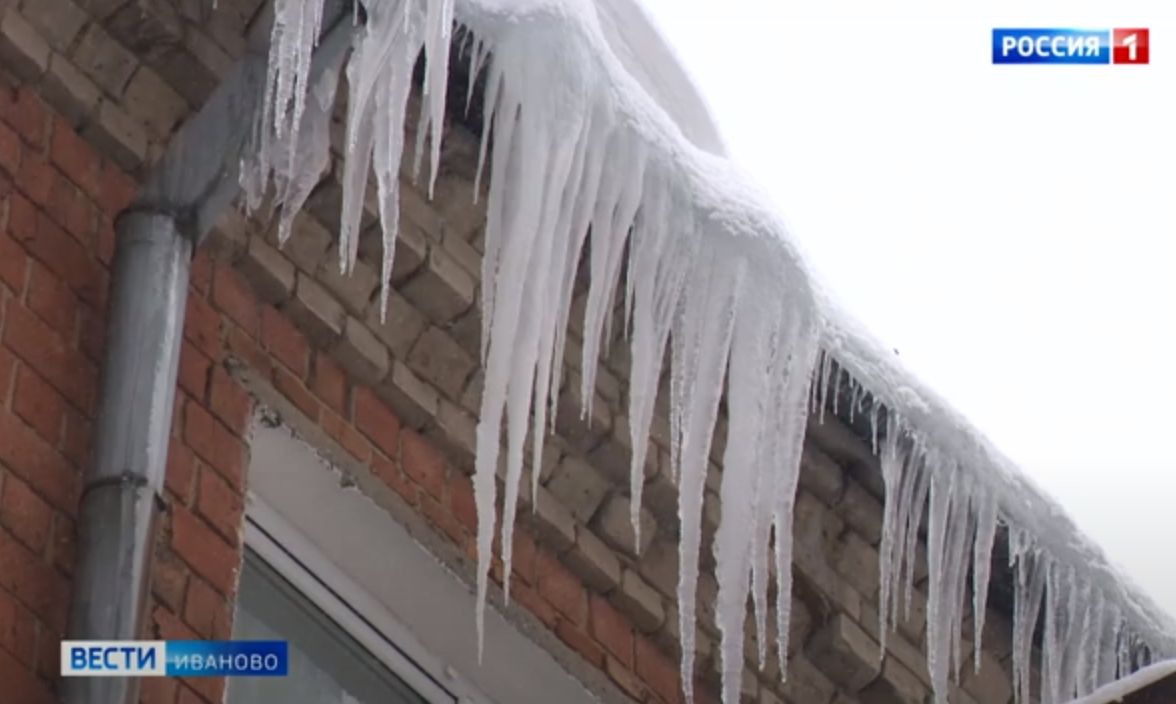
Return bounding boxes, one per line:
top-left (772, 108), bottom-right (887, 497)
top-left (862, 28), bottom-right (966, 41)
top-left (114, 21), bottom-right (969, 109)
top-left (242, 497), bottom-right (461, 704)
top-left (241, 418), bottom-right (600, 704)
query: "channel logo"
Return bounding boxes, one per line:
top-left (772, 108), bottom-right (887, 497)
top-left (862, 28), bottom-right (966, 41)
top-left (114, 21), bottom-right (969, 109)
top-left (60, 640), bottom-right (289, 677)
top-left (992, 28), bottom-right (1149, 64)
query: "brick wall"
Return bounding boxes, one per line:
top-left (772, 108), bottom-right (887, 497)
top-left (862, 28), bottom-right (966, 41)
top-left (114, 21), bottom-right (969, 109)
top-left (0, 70), bottom-right (710, 704)
top-left (1, 78), bottom-right (114, 704)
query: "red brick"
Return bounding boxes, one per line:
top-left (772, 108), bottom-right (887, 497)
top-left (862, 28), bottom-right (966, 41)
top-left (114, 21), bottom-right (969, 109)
top-left (47, 175), bottom-right (95, 244)
top-left (420, 494), bottom-right (465, 546)
top-left (0, 530), bottom-right (70, 632)
top-left (590, 593), bottom-right (634, 667)
top-left (224, 325), bottom-right (271, 378)
top-left (177, 341), bottom-right (211, 401)
top-left (189, 250), bottom-right (212, 296)
top-left (165, 443), bottom-right (197, 505)
top-left (12, 365), bottom-right (65, 445)
top-left (209, 366), bottom-right (252, 436)
top-left (36, 629), bottom-right (61, 681)
top-left (26, 259), bottom-right (79, 335)
top-left (212, 264), bottom-right (258, 335)
top-left (372, 452), bottom-right (416, 505)
top-left (171, 503), bottom-right (240, 598)
top-left (183, 577), bottom-right (232, 640)
top-left (637, 635), bottom-right (683, 704)
top-left (260, 305), bottom-right (308, 375)
top-left (182, 401), bottom-right (244, 490)
top-left (556, 620), bottom-right (606, 669)
top-left (16, 153), bottom-right (54, 207)
top-left (0, 472), bottom-right (52, 554)
top-left (151, 547), bottom-right (189, 614)
top-left (0, 646), bottom-right (53, 704)
top-left (96, 216), bottom-right (115, 266)
top-left (0, 587), bottom-right (38, 667)
top-left (0, 85), bottom-right (48, 149)
top-left (607, 655), bottom-right (649, 702)
top-left (49, 118), bottom-right (98, 195)
top-left (449, 474), bottom-right (477, 534)
top-left (139, 673), bottom-right (178, 704)
top-left (175, 685), bottom-right (203, 704)
top-left (49, 513), bottom-right (76, 577)
top-left (401, 429), bottom-right (445, 500)
top-left (0, 120), bottom-right (18, 176)
top-left (78, 304), bottom-right (106, 363)
top-left (0, 406), bottom-right (79, 513)
top-left (94, 161), bottom-right (137, 217)
top-left (5, 191), bottom-right (36, 242)
top-left (157, 606), bottom-right (235, 704)
top-left (354, 387), bottom-right (401, 461)
top-left (180, 678), bottom-right (226, 704)
top-left (152, 603), bottom-right (199, 642)
top-left (184, 294), bottom-right (223, 362)
top-left (3, 301), bottom-right (96, 414)
top-left (0, 230), bottom-right (28, 294)
top-left (0, 346), bottom-right (13, 402)
top-left (61, 406), bottom-right (92, 470)
top-left (273, 365), bottom-right (320, 422)
top-left (172, 395), bottom-right (184, 440)
top-left (312, 353), bottom-right (346, 413)
top-left (512, 580), bottom-right (558, 629)
top-left (509, 529), bottom-right (538, 586)
top-left (320, 410), bottom-right (370, 464)
top-left (15, 210), bottom-right (106, 310)
top-left (488, 551), bottom-right (505, 586)
top-left (537, 551), bottom-right (584, 624)
top-left (196, 465), bottom-right (243, 547)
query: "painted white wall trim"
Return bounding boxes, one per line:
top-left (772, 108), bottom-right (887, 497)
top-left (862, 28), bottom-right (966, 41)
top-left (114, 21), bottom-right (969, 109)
top-left (245, 420), bottom-right (603, 704)
top-left (244, 501), bottom-right (461, 704)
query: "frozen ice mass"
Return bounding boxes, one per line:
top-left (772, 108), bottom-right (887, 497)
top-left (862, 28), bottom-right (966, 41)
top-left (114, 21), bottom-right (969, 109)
top-left (240, 0), bottom-right (1176, 702)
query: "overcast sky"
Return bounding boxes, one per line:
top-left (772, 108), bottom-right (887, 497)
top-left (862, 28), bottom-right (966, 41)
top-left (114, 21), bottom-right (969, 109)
top-left (637, 0), bottom-right (1176, 618)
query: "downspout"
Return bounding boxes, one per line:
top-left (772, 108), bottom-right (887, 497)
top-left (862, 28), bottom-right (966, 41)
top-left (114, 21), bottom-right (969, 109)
top-left (60, 3), bottom-right (359, 703)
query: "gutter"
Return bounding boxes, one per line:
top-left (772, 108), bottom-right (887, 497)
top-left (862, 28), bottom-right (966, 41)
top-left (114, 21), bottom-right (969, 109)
top-left (60, 3), bottom-right (359, 703)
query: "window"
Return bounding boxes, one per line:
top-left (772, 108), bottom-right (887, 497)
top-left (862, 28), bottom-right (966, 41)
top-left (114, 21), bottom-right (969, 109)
top-left (242, 417), bottom-right (599, 704)
top-left (227, 516), bottom-right (456, 704)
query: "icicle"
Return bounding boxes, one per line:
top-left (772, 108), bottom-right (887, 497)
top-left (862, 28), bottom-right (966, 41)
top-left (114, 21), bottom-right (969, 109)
top-left (499, 84), bottom-right (587, 604)
top-left (877, 416), bottom-right (905, 654)
top-left (1012, 531), bottom-right (1047, 704)
top-left (1042, 561), bottom-right (1064, 704)
top-left (1097, 606), bottom-right (1124, 686)
top-left (581, 132), bottom-right (646, 422)
top-left (528, 104), bottom-right (601, 510)
top-left (672, 248), bottom-right (744, 704)
top-left (868, 405), bottom-right (880, 454)
top-left (713, 264), bottom-right (758, 704)
top-left (902, 452), bottom-right (931, 620)
top-left (925, 465), bottom-right (958, 703)
top-left (971, 487), bottom-right (999, 672)
top-left (770, 308), bottom-right (820, 678)
top-left (1075, 585), bottom-right (1101, 698)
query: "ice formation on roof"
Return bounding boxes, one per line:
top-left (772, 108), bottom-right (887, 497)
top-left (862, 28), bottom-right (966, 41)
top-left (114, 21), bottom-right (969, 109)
top-left (1062, 660), bottom-right (1176, 704)
top-left (241, 0), bottom-right (1176, 702)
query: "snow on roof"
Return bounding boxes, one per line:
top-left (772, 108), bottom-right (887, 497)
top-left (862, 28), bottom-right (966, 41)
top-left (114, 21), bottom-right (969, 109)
top-left (1064, 660), bottom-right (1176, 704)
top-left (241, 0), bottom-right (1176, 703)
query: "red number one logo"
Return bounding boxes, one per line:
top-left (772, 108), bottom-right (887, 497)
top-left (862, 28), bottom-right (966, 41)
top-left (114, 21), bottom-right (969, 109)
top-left (1113, 28), bottom-right (1149, 64)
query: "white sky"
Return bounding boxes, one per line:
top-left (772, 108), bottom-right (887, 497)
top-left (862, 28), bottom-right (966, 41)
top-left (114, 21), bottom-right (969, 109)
top-left (638, 0), bottom-right (1176, 619)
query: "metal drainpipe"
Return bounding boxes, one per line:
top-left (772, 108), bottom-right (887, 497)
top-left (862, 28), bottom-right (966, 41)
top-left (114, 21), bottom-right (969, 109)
top-left (61, 212), bottom-right (192, 704)
top-left (60, 3), bottom-right (358, 703)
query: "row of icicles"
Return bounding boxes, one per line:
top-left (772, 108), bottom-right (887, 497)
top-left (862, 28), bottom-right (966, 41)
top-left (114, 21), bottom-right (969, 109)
top-left (237, 1), bottom-right (1163, 703)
